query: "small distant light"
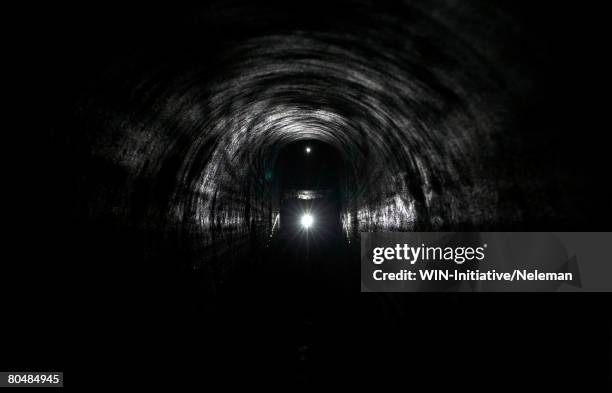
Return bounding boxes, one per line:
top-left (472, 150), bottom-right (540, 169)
top-left (305, 147), bottom-right (311, 154)
top-left (301, 214), bottom-right (314, 229)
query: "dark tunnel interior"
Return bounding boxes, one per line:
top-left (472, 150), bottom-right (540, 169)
top-left (7, 0), bottom-right (612, 388)
top-left (276, 141), bottom-right (343, 232)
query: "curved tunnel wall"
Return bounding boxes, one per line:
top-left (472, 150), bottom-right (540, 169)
top-left (73, 0), bottom-right (568, 292)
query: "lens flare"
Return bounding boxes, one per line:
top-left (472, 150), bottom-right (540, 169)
top-left (300, 214), bottom-right (314, 229)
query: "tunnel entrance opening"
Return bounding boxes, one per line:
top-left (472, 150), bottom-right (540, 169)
top-left (253, 139), bottom-right (352, 289)
top-left (274, 139), bottom-right (343, 238)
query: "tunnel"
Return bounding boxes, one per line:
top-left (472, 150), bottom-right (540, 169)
top-left (13, 0), bottom-right (612, 389)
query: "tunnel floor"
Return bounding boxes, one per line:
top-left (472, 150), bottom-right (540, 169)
top-left (193, 226), bottom-right (609, 389)
top-left (194, 222), bottom-right (421, 386)
top-left (210, 226), bottom-right (362, 368)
